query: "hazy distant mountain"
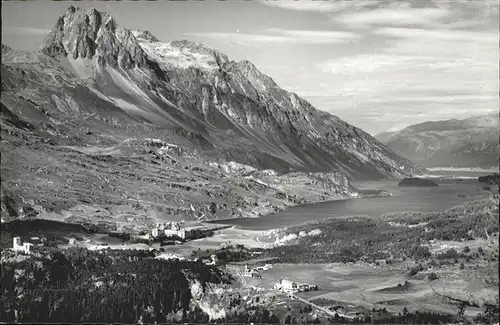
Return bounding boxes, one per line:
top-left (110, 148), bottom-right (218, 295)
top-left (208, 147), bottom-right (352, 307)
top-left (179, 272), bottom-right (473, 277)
top-left (375, 114), bottom-right (499, 168)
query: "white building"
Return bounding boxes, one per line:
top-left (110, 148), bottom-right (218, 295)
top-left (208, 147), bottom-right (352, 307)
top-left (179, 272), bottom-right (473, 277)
top-left (274, 279), bottom-right (298, 293)
top-left (138, 234), bottom-right (152, 240)
top-left (255, 264), bottom-right (272, 271)
top-left (151, 222), bottom-right (186, 239)
top-left (243, 264), bottom-right (260, 277)
top-left (29, 237), bottom-right (45, 246)
top-left (155, 253), bottom-right (185, 261)
top-left (165, 228), bottom-right (186, 239)
top-left (204, 254), bottom-right (218, 266)
top-left (12, 237), bottom-right (33, 254)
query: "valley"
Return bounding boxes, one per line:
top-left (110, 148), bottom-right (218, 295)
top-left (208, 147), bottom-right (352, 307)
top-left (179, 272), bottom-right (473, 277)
top-left (2, 189), bottom-right (498, 324)
top-left (1, 3), bottom-right (499, 325)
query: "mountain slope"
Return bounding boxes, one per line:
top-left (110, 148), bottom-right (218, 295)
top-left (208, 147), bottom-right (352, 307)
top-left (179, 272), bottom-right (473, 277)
top-left (1, 6), bottom-right (420, 225)
top-left (36, 6), bottom-right (418, 179)
top-left (147, 40), bottom-right (413, 179)
top-left (375, 114), bottom-right (499, 168)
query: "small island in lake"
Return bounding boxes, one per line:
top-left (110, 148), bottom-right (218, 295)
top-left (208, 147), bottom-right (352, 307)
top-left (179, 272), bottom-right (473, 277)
top-left (478, 173), bottom-right (500, 185)
top-left (398, 177), bottom-right (439, 187)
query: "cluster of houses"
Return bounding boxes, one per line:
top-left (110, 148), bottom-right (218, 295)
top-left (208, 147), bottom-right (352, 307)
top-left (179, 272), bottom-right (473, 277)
top-left (155, 252), bottom-right (186, 261)
top-left (150, 222), bottom-right (186, 240)
top-left (10, 237), bottom-right (45, 254)
top-left (155, 252), bottom-right (218, 266)
top-left (274, 279), bottom-right (318, 294)
top-left (200, 254), bottom-right (218, 266)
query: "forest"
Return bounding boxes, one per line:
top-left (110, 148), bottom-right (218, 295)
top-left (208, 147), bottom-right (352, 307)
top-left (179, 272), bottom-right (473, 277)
top-left (0, 247), bottom-right (320, 324)
top-left (478, 173), bottom-right (500, 185)
top-left (0, 219), bottom-right (100, 249)
top-left (190, 244), bottom-right (254, 264)
top-left (264, 198), bottom-right (499, 264)
top-left (2, 198), bottom-right (498, 324)
top-left (1, 247), bottom-right (232, 323)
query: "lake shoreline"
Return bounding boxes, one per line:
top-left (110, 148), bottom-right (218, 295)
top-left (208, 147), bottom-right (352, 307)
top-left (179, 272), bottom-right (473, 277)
top-left (209, 178), bottom-right (493, 231)
top-left (207, 187), bottom-right (392, 226)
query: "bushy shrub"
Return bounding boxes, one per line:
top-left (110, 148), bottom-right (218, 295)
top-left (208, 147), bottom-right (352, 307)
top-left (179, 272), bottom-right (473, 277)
top-left (408, 264), bottom-right (425, 276)
top-left (436, 248), bottom-right (460, 260)
top-left (427, 272), bottom-right (439, 281)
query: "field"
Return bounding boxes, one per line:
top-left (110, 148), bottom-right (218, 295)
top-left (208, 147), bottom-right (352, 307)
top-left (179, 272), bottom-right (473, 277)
top-left (239, 261), bottom-right (493, 318)
top-left (2, 175), bottom-right (498, 324)
top-left (226, 197), bottom-right (500, 321)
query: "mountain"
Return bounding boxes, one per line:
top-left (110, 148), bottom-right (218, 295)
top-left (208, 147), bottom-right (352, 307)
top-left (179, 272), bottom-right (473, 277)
top-left (375, 114), bottom-right (499, 169)
top-left (1, 6), bottom-right (418, 226)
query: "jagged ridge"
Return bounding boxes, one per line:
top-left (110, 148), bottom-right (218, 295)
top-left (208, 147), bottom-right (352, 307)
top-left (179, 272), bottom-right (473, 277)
top-left (8, 6), bottom-right (421, 180)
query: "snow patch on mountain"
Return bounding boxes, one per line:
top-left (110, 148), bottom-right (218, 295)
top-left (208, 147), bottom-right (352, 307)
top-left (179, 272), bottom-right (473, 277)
top-left (138, 41), bottom-right (222, 71)
top-left (131, 29), bottom-right (159, 43)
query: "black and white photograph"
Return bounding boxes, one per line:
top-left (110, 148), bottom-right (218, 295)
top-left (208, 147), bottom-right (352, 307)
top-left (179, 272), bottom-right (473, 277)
top-left (1, 0), bottom-right (499, 324)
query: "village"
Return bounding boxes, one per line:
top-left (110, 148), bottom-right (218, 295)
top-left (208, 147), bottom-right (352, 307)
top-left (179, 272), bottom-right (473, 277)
top-left (273, 278), bottom-right (319, 294)
top-left (132, 221), bottom-right (188, 243)
top-left (10, 236), bottom-right (44, 254)
top-left (6, 222), bottom-right (320, 305)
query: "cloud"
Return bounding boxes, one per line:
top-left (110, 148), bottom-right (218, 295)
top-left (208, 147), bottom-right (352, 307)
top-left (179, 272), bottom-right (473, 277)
top-left (2, 26), bottom-right (51, 36)
top-left (254, 1), bottom-right (498, 134)
top-left (187, 28), bottom-right (360, 45)
top-left (266, 28), bottom-right (360, 42)
top-left (319, 54), bottom-right (424, 74)
top-left (311, 20), bottom-right (497, 134)
top-left (261, 0), bottom-right (497, 31)
top-left (258, 1), bottom-right (377, 13)
top-left (304, 94), bottom-right (498, 134)
top-left (375, 27), bottom-right (499, 43)
top-left (338, 7), bottom-right (450, 28)
top-left (371, 95), bottom-right (497, 104)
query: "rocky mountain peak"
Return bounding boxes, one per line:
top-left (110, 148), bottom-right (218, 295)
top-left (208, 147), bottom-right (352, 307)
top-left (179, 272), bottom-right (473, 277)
top-left (1, 43), bottom-right (12, 55)
top-left (42, 6), bottom-right (148, 70)
top-left (131, 29), bottom-right (159, 43)
top-left (232, 59), bottom-right (278, 92)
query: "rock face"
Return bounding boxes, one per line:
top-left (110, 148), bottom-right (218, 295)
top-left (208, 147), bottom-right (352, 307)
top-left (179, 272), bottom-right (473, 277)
top-left (1, 43), bottom-right (12, 55)
top-left (131, 30), bottom-right (159, 43)
top-left (376, 114), bottom-right (499, 169)
top-left (134, 32), bottom-right (420, 179)
top-left (4, 6), bottom-right (421, 181)
top-left (398, 178), bottom-right (439, 187)
top-left (42, 6), bottom-right (162, 73)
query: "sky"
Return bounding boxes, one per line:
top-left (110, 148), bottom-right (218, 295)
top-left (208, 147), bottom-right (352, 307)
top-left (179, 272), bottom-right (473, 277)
top-left (2, 0), bottom-right (499, 135)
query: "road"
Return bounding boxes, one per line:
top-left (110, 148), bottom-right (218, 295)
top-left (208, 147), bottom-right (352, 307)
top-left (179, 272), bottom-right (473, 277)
top-left (289, 293), bottom-right (351, 319)
top-left (228, 264), bottom-right (351, 319)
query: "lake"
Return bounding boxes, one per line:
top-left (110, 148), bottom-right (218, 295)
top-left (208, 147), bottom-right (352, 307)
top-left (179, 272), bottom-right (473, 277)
top-left (214, 176), bottom-right (495, 230)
